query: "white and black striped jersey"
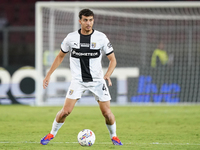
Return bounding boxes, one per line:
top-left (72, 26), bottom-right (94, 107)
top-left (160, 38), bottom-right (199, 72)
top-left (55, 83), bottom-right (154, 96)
top-left (61, 29), bottom-right (114, 82)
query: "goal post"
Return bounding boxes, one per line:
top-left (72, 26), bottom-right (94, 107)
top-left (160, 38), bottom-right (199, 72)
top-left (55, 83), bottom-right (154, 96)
top-left (35, 1), bottom-right (200, 106)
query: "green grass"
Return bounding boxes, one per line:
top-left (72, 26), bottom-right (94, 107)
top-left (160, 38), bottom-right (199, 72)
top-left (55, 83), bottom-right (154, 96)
top-left (0, 105), bottom-right (200, 150)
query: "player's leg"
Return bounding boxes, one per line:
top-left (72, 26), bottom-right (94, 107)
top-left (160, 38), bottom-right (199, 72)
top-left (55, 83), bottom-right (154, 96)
top-left (98, 100), bottom-right (115, 126)
top-left (40, 98), bottom-right (77, 145)
top-left (91, 80), bottom-right (122, 145)
top-left (55, 98), bottom-right (77, 123)
top-left (41, 80), bottom-right (83, 145)
top-left (50, 98), bottom-right (77, 135)
top-left (98, 100), bottom-right (122, 145)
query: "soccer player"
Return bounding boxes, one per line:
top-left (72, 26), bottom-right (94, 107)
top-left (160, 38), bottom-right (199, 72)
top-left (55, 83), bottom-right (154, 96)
top-left (40, 9), bottom-right (123, 146)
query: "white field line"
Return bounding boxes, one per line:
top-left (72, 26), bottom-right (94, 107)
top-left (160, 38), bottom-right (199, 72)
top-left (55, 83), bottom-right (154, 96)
top-left (0, 141), bottom-right (200, 145)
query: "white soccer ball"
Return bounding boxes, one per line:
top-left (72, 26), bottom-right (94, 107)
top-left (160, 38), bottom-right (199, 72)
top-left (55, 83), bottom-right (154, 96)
top-left (77, 129), bottom-right (95, 146)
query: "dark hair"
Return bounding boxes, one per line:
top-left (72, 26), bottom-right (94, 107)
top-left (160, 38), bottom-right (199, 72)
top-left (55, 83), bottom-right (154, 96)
top-left (79, 9), bottom-right (94, 20)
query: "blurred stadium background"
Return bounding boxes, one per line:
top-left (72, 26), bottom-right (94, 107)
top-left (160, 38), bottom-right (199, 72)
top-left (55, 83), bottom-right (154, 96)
top-left (0, 0), bottom-right (200, 105)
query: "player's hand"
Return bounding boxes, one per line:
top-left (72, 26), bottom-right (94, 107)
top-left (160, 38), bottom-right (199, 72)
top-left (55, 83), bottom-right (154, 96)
top-left (104, 75), bottom-right (112, 86)
top-left (43, 76), bottom-right (50, 89)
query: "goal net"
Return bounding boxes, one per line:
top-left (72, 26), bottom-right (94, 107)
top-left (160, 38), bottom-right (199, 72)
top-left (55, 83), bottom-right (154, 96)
top-left (35, 2), bottom-right (200, 106)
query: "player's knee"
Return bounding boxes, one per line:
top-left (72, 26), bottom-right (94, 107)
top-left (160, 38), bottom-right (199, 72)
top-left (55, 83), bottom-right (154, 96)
top-left (61, 109), bottom-right (71, 118)
top-left (102, 111), bottom-right (112, 120)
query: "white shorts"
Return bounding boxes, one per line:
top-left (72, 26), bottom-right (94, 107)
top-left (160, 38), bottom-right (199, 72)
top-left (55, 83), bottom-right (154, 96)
top-left (66, 80), bottom-right (111, 102)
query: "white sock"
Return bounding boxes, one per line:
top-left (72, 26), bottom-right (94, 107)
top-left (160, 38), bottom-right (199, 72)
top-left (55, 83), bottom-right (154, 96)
top-left (106, 122), bottom-right (117, 139)
top-left (50, 119), bottom-right (64, 137)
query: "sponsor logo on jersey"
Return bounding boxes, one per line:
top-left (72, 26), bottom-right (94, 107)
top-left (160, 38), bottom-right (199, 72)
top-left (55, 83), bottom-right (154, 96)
top-left (71, 49), bottom-right (100, 58)
top-left (80, 43), bottom-right (90, 47)
top-left (107, 42), bottom-right (112, 48)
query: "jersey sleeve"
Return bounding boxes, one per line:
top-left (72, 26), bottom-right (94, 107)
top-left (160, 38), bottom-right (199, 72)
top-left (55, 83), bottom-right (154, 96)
top-left (61, 35), bottom-right (70, 53)
top-left (103, 35), bottom-right (114, 56)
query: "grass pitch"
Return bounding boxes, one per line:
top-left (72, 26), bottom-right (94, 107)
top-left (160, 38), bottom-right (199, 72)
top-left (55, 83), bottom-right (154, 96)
top-left (0, 105), bottom-right (200, 150)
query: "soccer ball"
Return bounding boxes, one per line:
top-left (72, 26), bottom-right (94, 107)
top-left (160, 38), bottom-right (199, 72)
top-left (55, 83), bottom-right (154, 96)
top-left (77, 129), bottom-right (95, 146)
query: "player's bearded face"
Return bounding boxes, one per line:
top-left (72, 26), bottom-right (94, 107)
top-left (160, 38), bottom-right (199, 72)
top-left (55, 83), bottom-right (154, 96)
top-left (79, 16), bottom-right (94, 33)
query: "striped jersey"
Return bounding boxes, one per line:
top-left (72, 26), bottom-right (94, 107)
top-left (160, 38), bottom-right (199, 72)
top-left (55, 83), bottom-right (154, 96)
top-left (61, 29), bottom-right (114, 82)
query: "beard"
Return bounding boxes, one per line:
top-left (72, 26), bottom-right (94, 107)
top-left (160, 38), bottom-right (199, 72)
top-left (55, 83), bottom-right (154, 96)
top-left (85, 26), bottom-right (91, 32)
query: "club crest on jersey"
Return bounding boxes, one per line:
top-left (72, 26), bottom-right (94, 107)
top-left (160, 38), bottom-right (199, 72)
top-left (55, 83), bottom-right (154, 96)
top-left (69, 89), bottom-right (74, 95)
top-left (91, 42), bottom-right (96, 48)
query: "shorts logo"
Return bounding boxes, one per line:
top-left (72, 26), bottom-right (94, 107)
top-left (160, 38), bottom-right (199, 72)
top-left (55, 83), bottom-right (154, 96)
top-left (69, 89), bottom-right (74, 95)
top-left (92, 42), bottom-right (96, 48)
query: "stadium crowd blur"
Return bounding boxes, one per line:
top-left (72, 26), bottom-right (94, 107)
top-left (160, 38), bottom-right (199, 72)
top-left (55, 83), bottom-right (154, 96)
top-left (0, 0), bottom-right (199, 68)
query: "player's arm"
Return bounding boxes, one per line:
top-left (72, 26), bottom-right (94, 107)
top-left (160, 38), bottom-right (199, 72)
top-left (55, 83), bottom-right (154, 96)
top-left (104, 52), bottom-right (117, 86)
top-left (43, 50), bottom-right (67, 89)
